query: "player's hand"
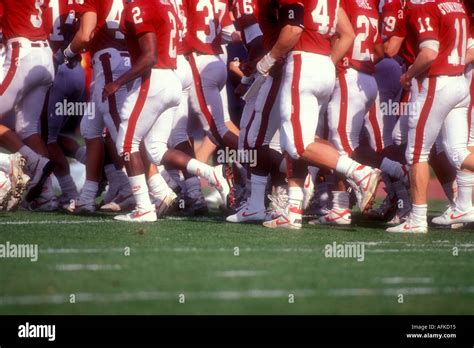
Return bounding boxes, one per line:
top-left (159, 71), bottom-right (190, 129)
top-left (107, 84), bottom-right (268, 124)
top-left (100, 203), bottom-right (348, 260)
top-left (256, 53), bottom-right (276, 76)
top-left (53, 49), bottom-right (66, 67)
top-left (102, 82), bottom-right (120, 102)
top-left (400, 73), bottom-right (411, 90)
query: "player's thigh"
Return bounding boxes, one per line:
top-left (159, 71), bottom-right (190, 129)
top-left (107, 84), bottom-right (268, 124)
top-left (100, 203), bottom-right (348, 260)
top-left (406, 78), bottom-right (451, 165)
top-left (15, 83), bottom-right (50, 139)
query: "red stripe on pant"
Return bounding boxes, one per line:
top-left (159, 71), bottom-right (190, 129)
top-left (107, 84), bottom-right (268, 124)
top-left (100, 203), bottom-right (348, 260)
top-left (290, 54), bottom-right (305, 156)
top-left (255, 74), bottom-right (281, 148)
top-left (337, 73), bottom-right (353, 156)
top-left (244, 110), bottom-right (256, 150)
top-left (468, 75), bottom-right (474, 142)
top-left (100, 53), bottom-right (121, 130)
top-left (0, 45), bottom-right (20, 95)
top-left (412, 77), bottom-right (437, 164)
top-left (368, 104), bottom-right (383, 153)
top-left (188, 54), bottom-right (224, 145)
top-left (122, 72), bottom-right (151, 155)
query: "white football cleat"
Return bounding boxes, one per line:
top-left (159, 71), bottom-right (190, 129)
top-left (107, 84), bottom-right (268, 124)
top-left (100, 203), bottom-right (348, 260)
top-left (154, 190), bottom-right (178, 217)
top-left (432, 205), bottom-right (474, 225)
top-left (100, 193), bottom-right (135, 212)
top-left (262, 214), bottom-right (302, 230)
top-left (211, 164), bottom-right (235, 211)
top-left (114, 207), bottom-right (157, 222)
top-left (347, 166), bottom-right (381, 213)
top-left (25, 156), bottom-right (55, 202)
top-left (309, 209), bottom-right (351, 225)
top-left (0, 171), bottom-right (12, 211)
top-left (302, 173), bottom-right (315, 210)
top-left (226, 204), bottom-right (267, 223)
top-left (386, 216), bottom-right (427, 234)
top-left (65, 198), bottom-right (96, 214)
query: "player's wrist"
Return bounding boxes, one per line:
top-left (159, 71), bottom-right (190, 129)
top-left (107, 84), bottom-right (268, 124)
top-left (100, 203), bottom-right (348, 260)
top-left (241, 75), bottom-right (253, 85)
top-left (64, 45), bottom-right (78, 59)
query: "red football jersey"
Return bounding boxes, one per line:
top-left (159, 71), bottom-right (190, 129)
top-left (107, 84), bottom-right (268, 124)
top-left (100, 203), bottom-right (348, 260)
top-left (121, 0), bottom-right (178, 69)
top-left (76, 0), bottom-right (127, 56)
top-left (382, 0), bottom-right (416, 65)
top-left (43, 0), bottom-right (79, 51)
top-left (339, 0), bottom-right (381, 75)
top-left (257, 0), bottom-right (279, 52)
top-left (1, 0), bottom-right (49, 41)
top-left (231, 0), bottom-right (261, 47)
top-left (183, 0), bottom-right (229, 55)
top-left (170, 0), bottom-right (187, 55)
top-left (409, 0), bottom-right (468, 77)
top-left (279, 0), bottom-right (339, 55)
top-left (381, 0), bottom-right (404, 40)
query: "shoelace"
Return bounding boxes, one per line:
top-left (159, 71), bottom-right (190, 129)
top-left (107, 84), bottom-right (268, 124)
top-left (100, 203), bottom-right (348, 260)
top-left (267, 187), bottom-right (289, 216)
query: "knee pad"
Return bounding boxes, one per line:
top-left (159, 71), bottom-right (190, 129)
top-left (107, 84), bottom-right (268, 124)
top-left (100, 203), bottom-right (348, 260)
top-left (445, 146), bottom-right (470, 170)
top-left (80, 114), bottom-right (104, 140)
top-left (144, 136), bottom-right (168, 166)
top-left (15, 122), bottom-right (38, 140)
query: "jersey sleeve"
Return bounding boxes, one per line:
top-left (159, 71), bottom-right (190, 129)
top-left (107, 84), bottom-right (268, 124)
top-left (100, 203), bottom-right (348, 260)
top-left (76, 0), bottom-right (97, 15)
top-left (124, 1), bottom-right (155, 37)
top-left (232, 0), bottom-right (258, 29)
top-left (409, 3), bottom-right (439, 45)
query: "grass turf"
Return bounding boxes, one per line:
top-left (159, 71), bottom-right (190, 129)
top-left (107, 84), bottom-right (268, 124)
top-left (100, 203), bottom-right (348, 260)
top-left (0, 200), bottom-right (473, 315)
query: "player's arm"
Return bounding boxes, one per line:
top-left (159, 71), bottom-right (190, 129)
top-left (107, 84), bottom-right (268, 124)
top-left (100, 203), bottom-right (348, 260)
top-left (256, 1), bottom-right (304, 75)
top-left (400, 42), bottom-right (438, 88)
top-left (330, 8), bottom-right (355, 65)
top-left (374, 43), bottom-right (384, 63)
top-left (102, 32), bottom-right (157, 101)
top-left (383, 35), bottom-right (404, 57)
top-left (66, 11), bottom-right (97, 58)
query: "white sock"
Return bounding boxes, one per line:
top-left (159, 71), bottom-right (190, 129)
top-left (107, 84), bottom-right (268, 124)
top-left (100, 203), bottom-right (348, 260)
top-left (335, 155), bottom-right (359, 177)
top-left (128, 174), bottom-right (153, 210)
top-left (248, 174), bottom-right (268, 211)
top-left (148, 173), bottom-right (172, 199)
top-left (186, 159), bottom-right (216, 187)
top-left (288, 186), bottom-right (304, 225)
top-left (455, 171), bottom-right (474, 212)
top-left (75, 146), bottom-right (86, 164)
top-left (442, 181), bottom-right (455, 204)
top-left (380, 158), bottom-right (407, 181)
top-left (411, 204), bottom-right (427, 225)
top-left (332, 191), bottom-right (349, 211)
top-left (0, 153), bottom-right (10, 173)
top-left (18, 146), bottom-right (41, 171)
top-left (80, 180), bottom-right (99, 203)
top-left (57, 174), bottom-right (78, 199)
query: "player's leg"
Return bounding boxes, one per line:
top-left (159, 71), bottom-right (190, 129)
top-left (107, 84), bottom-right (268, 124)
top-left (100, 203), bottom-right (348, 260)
top-left (387, 77), bottom-right (455, 233)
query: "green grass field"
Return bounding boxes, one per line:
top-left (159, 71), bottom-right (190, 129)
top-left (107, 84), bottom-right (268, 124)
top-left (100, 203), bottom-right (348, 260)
top-left (1, 200), bottom-right (473, 315)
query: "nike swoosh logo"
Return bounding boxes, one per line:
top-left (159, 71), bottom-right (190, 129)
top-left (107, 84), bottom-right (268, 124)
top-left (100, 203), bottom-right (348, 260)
top-left (450, 212), bottom-right (468, 220)
top-left (132, 210), bottom-right (152, 218)
top-left (403, 224), bottom-right (421, 230)
top-left (276, 217), bottom-right (290, 225)
top-left (304, 176), bottom-right (311, 188)
top-left (242, 211), bottom-right (258, 217)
